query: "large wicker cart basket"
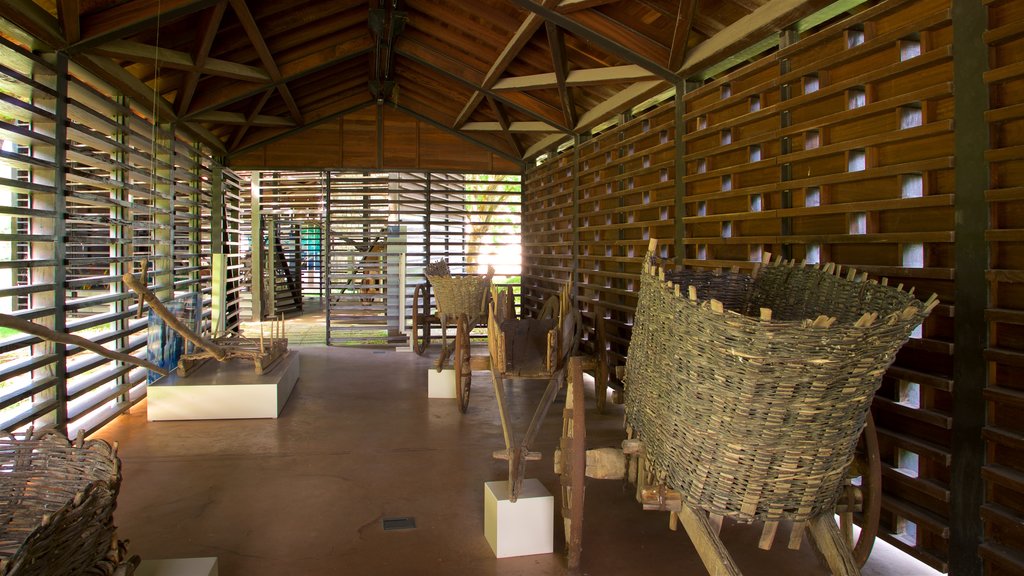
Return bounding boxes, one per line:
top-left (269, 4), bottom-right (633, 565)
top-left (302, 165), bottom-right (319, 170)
top-left (0, 431), bottom-right (136, 576)
top-left (623, 247), bottom-right (936, 575)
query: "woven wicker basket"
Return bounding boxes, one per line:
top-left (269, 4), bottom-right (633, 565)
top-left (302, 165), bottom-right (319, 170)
top-left (0, 431), bottom-right (133, 576)
top-left (624, 255), bottom-right (936, 523)
top-left (425, 271), bottom-right (492, 327)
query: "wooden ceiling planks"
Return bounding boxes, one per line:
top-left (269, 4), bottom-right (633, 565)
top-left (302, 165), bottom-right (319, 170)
top-left (3, 0), bottom-right (853, 167)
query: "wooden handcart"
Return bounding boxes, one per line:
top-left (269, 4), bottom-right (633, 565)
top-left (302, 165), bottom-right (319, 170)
top-left (580, 240), bottom-right (937, 575)
top-left (422, 263), bottom-right (494, 412)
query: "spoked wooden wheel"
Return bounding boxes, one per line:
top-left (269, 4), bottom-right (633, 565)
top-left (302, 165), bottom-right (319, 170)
top-left (839, 411), bottom-right (881, 566)
top-left (559, 357), bottom-right (586, 570)
top-left (454, 315), bottom-right (472, 413)
top-left (411, 283), bottom-right (431, 355)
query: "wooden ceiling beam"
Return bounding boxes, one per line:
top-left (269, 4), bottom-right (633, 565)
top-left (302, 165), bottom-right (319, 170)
top-left (229, 88), bottom-right (273, 150)
top-left (191, 110), bottom-right (295, 127)
top-left (395, 103), bottom-right (523, 167)
top-left (677, 0), bottom-right (829, 76)
top-left (510, 0), bottom-right (678, 83)
top-left (493, 64), bottom-right (656, 90)
top-left (58, 0), bottom-right (80, 44)
top-left (668, 0), bottom-right (697, 72)
top-left (488, 96), bottom-right (522, 158)
top-left (184, 41), bottom-right (372, 118)
top-left (555, 0), bottom-right (621, 14)
top-left (176, 1), bottom-right (226, 115)
top-left (89, 39), bottom-right (270, 82)
top-left (396, 48), bottom-right (570, 133)
top-left (451, 0), bottom-right (560, 129)
top-left (71, 0), bottom-right (222, 52)
top-left (75, 53), bottom-right (227, 154)
top-left (463, 121), bottom-right (561, 133)
top-left (227, 0), bottom-right (303, 124)
top-left (545, 22), bottom-right (576, 128)
top-left (0, 0), bottom-right (66, 49)
top-left (228, 98), bottom-right (375, 158)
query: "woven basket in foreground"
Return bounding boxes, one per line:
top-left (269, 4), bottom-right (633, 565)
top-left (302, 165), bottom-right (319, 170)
top-left (624, 254), bottom-right (937, 523)
top-left (425, 268), bottom-right (493, 327)
top-left (0, 431), bottom-right (136, 576)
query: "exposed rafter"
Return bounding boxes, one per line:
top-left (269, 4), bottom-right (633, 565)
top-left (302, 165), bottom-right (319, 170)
top-left (488, 96), bottom-right (522, 158)
top-left (545, 22), bottom-right (576, 128)
top-left (396, 48), bottom-right (571, 133)
top-left (450, 0), bottom-right (561, 129)
top-left (555, 0), bottom-right (621, 13)
top-left (462, 121), bottom-right (561, 133)
top-left (493, 64), bottom-right (656, 90)
top-left (668, 0), bottom-right (697, 72)
top-left (191, 110), bottom-right (295, 127)
top-left (677, 0), bottom-right (829, 76)
top-left (396, 104), bottom-right (524, 168)
top-left (70, 0), bottom-right (222, 52)
top-left (90, 39), bottom-right (270, 82)
top-left (227, 0), bottom-right (303, 124)
top-left (58, 0), bottom-right (80, 44)
top-left (228, 99), bottom-right (376, 159)
top-left (509, 0), bottom-right (678, 83)
top-left (183, 39), bottom-right (373, 117)
top-left (0, 0), bottom-right (66, 48)
top-left (175, 1), bottom-right (227, 115)
top-left (76, 53), bottom-right (227, 154)
top-left (229, 88), bottom-right (274, 150)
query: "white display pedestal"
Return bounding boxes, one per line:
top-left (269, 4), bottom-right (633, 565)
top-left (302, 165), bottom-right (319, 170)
top-left (148, 351), bottom-right (299, 421)
top-left (427, 367), bottom-right (456, 399)
top-left (484, 478), bottom-right (554, 558)
top-left (136, 557), bottom-right (218, 576)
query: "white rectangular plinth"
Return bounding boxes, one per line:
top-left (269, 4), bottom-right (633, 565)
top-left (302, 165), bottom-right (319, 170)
top-left (147, 351), bottom-right (299, 421)
top-left (136, 557), bottom-right (218, 576)
top-left (427, 367), bottom-right (457, 398)
top-left (484, 478), bottom-right (554, 558)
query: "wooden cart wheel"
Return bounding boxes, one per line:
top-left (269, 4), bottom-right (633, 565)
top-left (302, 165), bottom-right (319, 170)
top-left (559, 357), bottom-right (586, 570)
top-left (454, 315), bottom-right (472, 413)
top-left (839, 411), bottom-right (881, 566)
top-left (412, 283), bottom-right (431, 355)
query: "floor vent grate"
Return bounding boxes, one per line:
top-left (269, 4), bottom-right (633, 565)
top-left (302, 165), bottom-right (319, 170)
top-left (382, 516), bottom-right (416, 531)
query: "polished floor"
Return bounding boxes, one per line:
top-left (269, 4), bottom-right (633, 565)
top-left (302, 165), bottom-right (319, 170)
top-left (94, 343), bottom-right (940, 576)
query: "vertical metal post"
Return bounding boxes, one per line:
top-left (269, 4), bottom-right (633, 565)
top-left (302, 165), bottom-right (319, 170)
top-left (153, 123), bottom-right (174, 301)
top-left (33, 52), bottom-right (69, 433)
top-left (951, 1), bottom-right (988, 574)
top-left (250, 171), bottom-right (263, 320)
top-left (571, 134), bottom-right (581, 300)
top-left (778, 29), bottom-right (799, 262)
top-left (674, 82), bottom-right (686, 265)
top-left (324, 171), bottom-right (331, 344)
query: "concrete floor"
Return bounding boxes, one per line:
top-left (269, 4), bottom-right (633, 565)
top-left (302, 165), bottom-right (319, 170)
top-left (94, 343), bottom-right (940, 576)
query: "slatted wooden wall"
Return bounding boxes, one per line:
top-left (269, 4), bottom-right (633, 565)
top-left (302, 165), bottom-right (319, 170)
top-left (982, 0), bottom-right (1024, 572)
top-left (0, 25), bottom-right (238, 438)
top-left (522, 150), bottom-right (575, 318)
top-left (523, 0), bottom-right (956, 569)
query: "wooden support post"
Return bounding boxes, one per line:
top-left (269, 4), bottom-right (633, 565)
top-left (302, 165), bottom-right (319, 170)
top-left (676, 505), bottom-right (742, 576)
top-left (807, 514), bottom-right (860, 576)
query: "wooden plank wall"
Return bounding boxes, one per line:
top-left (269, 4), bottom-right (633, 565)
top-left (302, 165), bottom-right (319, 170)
top-left (229, 106), bottom-right (520, 173)
top-left (982, 0), bottom-right (1024, 573)
top-left (523, 0), bottom-right (956, 569)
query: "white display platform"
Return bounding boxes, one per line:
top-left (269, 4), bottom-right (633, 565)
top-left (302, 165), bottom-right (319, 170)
top-left (484, 478), bottom-right (554, 558)
top-left (136, 557), bottom-right (218, 576)
top-left (427, 367), bottom-right (457, 399)
top-left (148, 351), bottom-right (299, 421)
